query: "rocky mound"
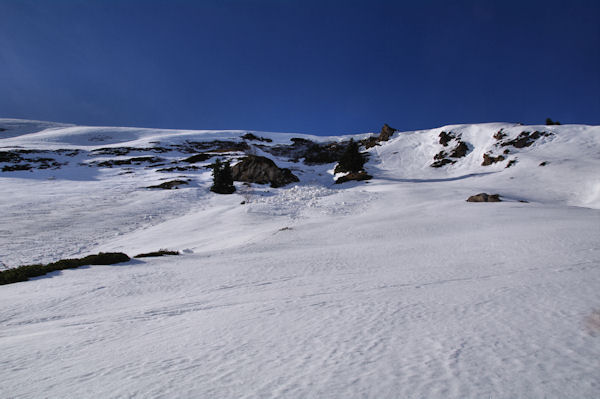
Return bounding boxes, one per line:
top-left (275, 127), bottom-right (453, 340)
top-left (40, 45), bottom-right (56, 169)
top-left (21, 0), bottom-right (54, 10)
top-left (361, 124), bottom-right (398, 149)
top-left (335, 171), bottom-right (372, 184)
top-left (232, 155), bottom-right (299, 188)
top-left (466, 193), bottom-right (501, 202)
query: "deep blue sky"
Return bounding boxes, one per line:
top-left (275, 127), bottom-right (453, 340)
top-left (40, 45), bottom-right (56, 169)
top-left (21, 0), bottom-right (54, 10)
top-left (1, 0), bottom-right (598, 135)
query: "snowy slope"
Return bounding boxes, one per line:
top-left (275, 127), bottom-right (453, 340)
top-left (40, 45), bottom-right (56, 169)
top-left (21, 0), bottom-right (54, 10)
top-left (1, 119), bottom-right (599, 398)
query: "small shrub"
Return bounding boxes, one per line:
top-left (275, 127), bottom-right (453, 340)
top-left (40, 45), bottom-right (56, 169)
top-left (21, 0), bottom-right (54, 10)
top-left (334, 139), bottom-right (366, 174)
top-left (0, 252), bottom-right (130, 285)
top-left (545, 118), bottom-right (561, 125)
top-left (134, 250), bottom-right (179, 258)
top-left (210, 159), bottom-right (236, 194)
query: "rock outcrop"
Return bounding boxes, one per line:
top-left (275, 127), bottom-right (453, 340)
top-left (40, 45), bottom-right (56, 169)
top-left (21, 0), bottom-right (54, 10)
top-left (466, 193), bottom-right (501, 202)
top-left (335, 171), bottom-right (372, 184)
top-left (232, 155), bottom-right (299, 188)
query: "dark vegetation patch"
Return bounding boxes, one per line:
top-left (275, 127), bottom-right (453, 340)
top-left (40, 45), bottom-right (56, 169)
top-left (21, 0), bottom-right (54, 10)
top-left (134, 250), bottom-right (179, 258)
top-left (1, 149), bottom-right (69, 171)
top-left (482, 153), bottom-right (506, 166)
top-left (545, 118), bottom-right (561, 125)
top-left (241, 133), bottom-right (272, 142)
top-left (0, 252), bottom-right (130, 285)
top-left (232, 155), bottom-right (299, 188)
top-left (334, 139), bottom-right (367, 174)
top-left (466, 193), bottom-right (501, 202)
top-left (211, 159), bottom-right (236, 194)
top-left (146, 179), bottom-right (189, 189)
top-left (335, 171), bottom-right (372, 184)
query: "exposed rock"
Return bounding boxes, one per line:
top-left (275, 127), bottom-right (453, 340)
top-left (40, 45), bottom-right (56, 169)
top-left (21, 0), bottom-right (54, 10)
top-left (493, 129), bottom-right (507, 140)
top-left (449, 141), bottom-right (468, 158)
top-left (2, 164), bottom-right (32, 172)
top-left (156, 165), bottom-right (201, 173)
top-left (433, 151), bottom-right (447, 160)
top-left (94, 156), bottom-right (163, 168)
top-left (232, 155), bottom-right (299, 188)
top-left (146, 180), bottom-right (189, 189)
top-left (506, 159), bottom-right (518, 168)
top-left (500, 131), bottom-right (552, 149)
top-left (466, 193), bottom-right (501, 202)
top-left (181, 153), bottom-right (212, 163)
top-left (430, 158), bottom-right (455, 168)
top-left (379, 124), bottom-right (397, 141)
top-left (439, 131), bottom-right (453, 146)
top-left (335, 171), bottom-right (373, 184)
top-left (241, 133), bottom-right (272, 142)
top-left (361, 123), bottom-right (398, 149)
top-left (539, 161), bottom-right (548, 166)
top-left (482, 153), bottom-right (505, 166)
top-left (258, 138), bottom-right (346, 165)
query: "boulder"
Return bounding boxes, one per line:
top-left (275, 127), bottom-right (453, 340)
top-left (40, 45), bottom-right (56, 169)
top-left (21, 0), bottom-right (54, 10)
top-left (335, 171), bottom-right (372, 184)
top-left (466, 193), bottom-right (501, 202)
top-left (232, 155), bottom-right (299, 188)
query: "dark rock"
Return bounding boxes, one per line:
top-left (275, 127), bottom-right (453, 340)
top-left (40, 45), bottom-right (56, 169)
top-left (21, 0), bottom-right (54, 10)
top-left (95, 156), bottom-right (163, 168)
top-left (360, 123), bottom-right (397, 148)
top-left (449, 141), bottom-right (468, 158)
top-left (482, 153), bottom-right (505, 166)
top-left (232, 155), bottom-right (299, 188)
top-left (500, 131), bottom-right (552, 149)
top-left (2, 164), bottom-right (32, 172)
top-left (181, 153), bottom-right (212, 163)
top-left (433, 151), bottom-right (447, 160)
top-left (503, 149), bottom-right (510, 154)
top-left (439, 131), bottom-right (454, 146)
top-left (335, 171), bottom-right (373, 184)
top-left (493, 129), bottom-right (507, 140)
top-left (379, 124), bottom-right (397, 141)
top-left (506, 159), bottom-right (518, 168)
top-left (539, 161), bottom-right (548, 166)
top-left (147, 180), bottom-right (189, 189)
top-left (241, 133), bottom-right (272, 142)
top-left (156, 166), bottom-right (200, 173)
top-left (431, 158), bottom-right (455, 168)
top-left (466, 193), bottom-right (501, 202)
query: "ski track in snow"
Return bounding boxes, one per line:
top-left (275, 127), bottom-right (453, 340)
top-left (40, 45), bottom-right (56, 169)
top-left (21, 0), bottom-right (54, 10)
top-left (1, 119), bottom-right (599, 398)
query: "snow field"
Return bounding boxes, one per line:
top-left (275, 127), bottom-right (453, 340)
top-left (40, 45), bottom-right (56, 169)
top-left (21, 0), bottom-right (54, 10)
top-left (1, 119), bottom-right (599, 398)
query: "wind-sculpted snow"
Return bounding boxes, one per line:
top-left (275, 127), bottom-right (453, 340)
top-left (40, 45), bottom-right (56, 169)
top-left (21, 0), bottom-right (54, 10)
top-left (0, 119), bottom-right (599, 398)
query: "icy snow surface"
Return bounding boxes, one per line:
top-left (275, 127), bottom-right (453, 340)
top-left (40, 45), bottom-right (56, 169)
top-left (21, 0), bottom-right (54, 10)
top-left (1, 119), bottom-right (599, 398)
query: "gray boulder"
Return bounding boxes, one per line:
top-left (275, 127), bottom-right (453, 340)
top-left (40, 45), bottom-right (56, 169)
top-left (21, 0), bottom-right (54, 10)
top-left (467, 193), bottom-right (501, 202)
top-left (232, 155), bottom-right (299, 188)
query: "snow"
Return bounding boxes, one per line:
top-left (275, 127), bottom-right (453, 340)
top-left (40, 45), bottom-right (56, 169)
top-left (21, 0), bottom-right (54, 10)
top-left (1, 119), bottom-right (599, 398)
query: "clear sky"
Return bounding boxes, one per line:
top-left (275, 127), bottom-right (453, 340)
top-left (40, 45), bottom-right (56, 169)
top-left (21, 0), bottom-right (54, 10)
top-left (0, 0), bottom-right (598, 135)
